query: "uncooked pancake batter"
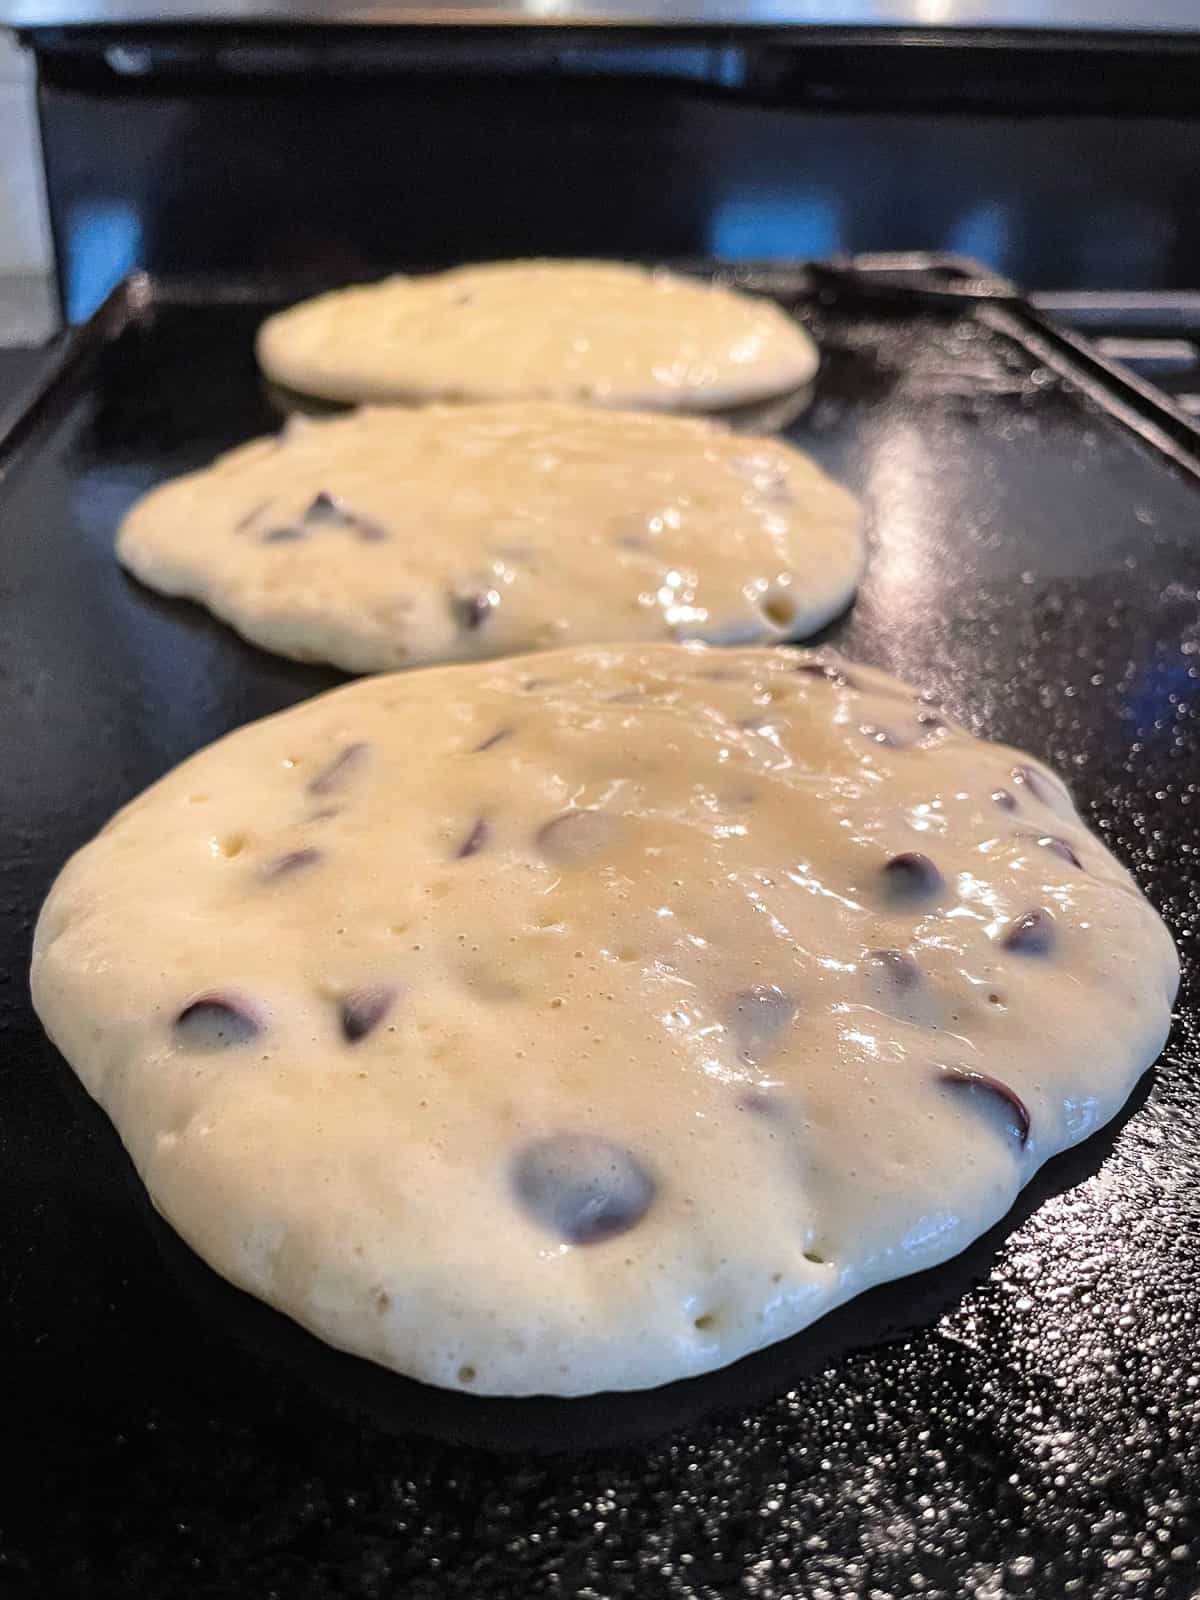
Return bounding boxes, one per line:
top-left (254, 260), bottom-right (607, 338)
top-left (117, 402), bottom-right (864, 673)
top-left (255, 260), bottom-right (819, 410)
top-left (31, 644), bottom-right (1178, 1395)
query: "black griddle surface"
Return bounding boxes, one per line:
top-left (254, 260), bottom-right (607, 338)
top-left (3, 269), bottom-right (1200, 1597)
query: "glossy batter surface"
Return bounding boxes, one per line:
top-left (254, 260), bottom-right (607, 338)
top-left (255, 261), bottom-right (820, 409)
top-left (31, 645), bottom-right (1178, 1395)
top-left (117, 402), bottom-right (864, 673)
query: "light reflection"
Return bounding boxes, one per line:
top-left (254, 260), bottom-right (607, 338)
top-left (784, 865), bottom-right (864, 914)
top-left (902, 1208), bottom-right (962, 1256)
top-left (709, 191), bottom-right (838, 260)
top-left (858, 423), bottom-right (947, 686)
top-left (66, 196), bottom-right (143, 320)
top-left (842, 1028), bottom-right (882, 1060)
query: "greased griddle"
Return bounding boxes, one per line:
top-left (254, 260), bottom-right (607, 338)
top-left (3, 260), bottom-right (1199, 1598)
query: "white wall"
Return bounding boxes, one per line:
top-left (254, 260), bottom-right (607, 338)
top-left (0, 30), bottom-right (52, 276)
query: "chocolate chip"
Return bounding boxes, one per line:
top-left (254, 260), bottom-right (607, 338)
top-left (340, 985), bottom-right (397, 1043)
top-left (1035, 834), bottom-right (1083, 869)
top-left (737, 1088), bottom-right (787, 1118)
top-left (537, 810), bottom-right (624, 865)
top-left (174, 993), bottom-right (262, 1050)
top-left (473, 728), bottom-right (512, 754)
top-left (261, 526), bottom-right (305, 543)
top-left (728, 985), bottom-right (798, 1064)
top-left (457, 817), bottom-right (491, 858)
top-left (263, 846), bottom-right (323, 881)
top-left (307, 741), bottom-right (369, 797)
top-left (864, 948), bottom-right (921, 989)
top-left (512, 1134), bottom-right (656, 1245)
top-left (992, 788), bottom-right (1017, 811)
top-left (882, 852), bottom-right (944, 901)
top-left (937, 1064), bottom-right (1030, 1147)
top-left (304, 490), bottom-right (352, 525)
top-left (1003, 907), bottom-right (1056, 955)
top-left (456, 591), bottom-right (497, 630)
top-left (861, 723), bottom-right (904, 748)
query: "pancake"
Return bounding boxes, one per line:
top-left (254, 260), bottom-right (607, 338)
top-left (31, 644), bottom-right (1178, 1395)
top-left (255, 260), bottom-right (819, 411)
top-left (117, 402), bottom-right (864, 673)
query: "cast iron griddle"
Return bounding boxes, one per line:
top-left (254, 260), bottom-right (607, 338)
top-left (2, 260), bottom-right (1199, 1598)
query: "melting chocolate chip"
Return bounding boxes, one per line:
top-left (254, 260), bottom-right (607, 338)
top-left (512, 1134), bottom-right (656, 1245)
top-left (307, 741), bottom-right (369, 797)
top-left (304, 491), bottom-right (352, 526)
top-left (1035, 834), bottom-right (1083, 869)
top-left (882, 852), bottom-right (944, 901)
top-left (916, 711), bottom-right (945, 736)
top-left (728, 985), bottom-right (798, 1064)
top-left (340, 985), bottom-right (397, 1043)
top-left (992, 788), bottom-right (1017, 811)
top-left (263, 846), bottom-right (324, 881)
top-left (536, 810), bottom-right (624, 865)
top-left (861, 723), bottom-right (904, 748)
top-left (864, 948), bottom-right (921, 990)
top-left (261, 526), bottom-right (305, 544)
top-left (457, 817), bottom-right (491, 858)
top-left (938, 1064), bottom-right (1031, 1147)
top-left (737, 1088), bottom-right (787, 1118)
top-left (1003, 907), bottom-right (1056, 954)
top-left (473, 728), bottom-right (512, 754)
top-left (174, 993), bottom-right (262, 1050)
top-left (456, 591), bottom-right (497, 630)
top-left (795, 659), bottom-right (852, 688)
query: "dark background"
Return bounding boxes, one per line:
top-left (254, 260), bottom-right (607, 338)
top-left (23, 26), bottom-right (1200, 320)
